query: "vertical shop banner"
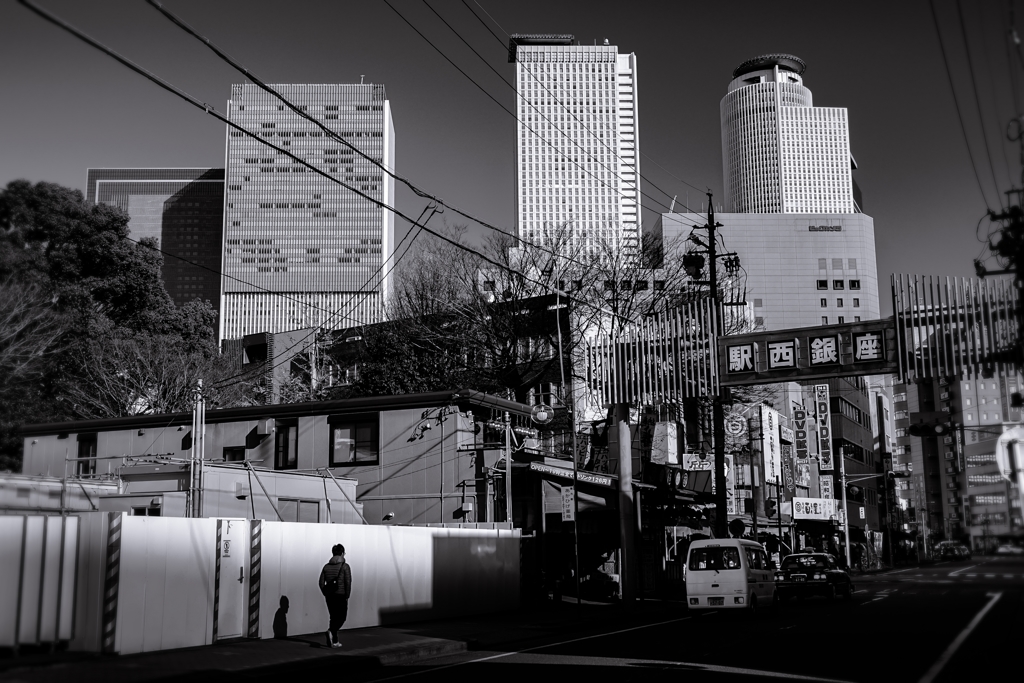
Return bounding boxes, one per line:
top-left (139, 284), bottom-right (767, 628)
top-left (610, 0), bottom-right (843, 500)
top-left (725, 454), bottom-right (736, 515)
top-left (793, 409), bottom-right (809, 461)
top-left (781, 443), bottom-right (796, 500)
top-left (820, 474), bottom-right (833, 500)
top-left (760, 405), bottom-right (782, 485)
top-left (814, 384), bottom-right (834, 471)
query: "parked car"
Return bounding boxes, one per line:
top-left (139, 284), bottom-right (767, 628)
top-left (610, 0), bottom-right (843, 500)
top-left (995, 544), bottom-right (1024, 556)
top-left (774, 553), bottom-right (853, 601)
top-left (957, 544), bottom-right (972, 560)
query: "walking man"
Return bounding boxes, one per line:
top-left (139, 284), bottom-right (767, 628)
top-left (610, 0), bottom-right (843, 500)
top-left (319, 543), bottom-right (352, 648)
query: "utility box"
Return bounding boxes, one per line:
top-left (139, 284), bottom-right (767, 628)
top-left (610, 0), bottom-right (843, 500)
top-left (651, 422), bottom-right (681, 466)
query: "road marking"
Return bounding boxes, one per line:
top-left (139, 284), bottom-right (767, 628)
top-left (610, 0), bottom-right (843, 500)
top-left (362, 616), bottom-right (695, 682)
top-left (854, 590), bottom-right (868, 594)
top-left (885, 568), bottom-right (913, 574)
top-left (985, 574), bottom-right (995, 578)
top-left (917, 592), bottom-right (1003, 683)
top-left (966, 574), bottom-right (977, 577)
top-left (1004, 574), bottom-right (1014, 578)
top-left (948, 564), bottom-right (979, 576)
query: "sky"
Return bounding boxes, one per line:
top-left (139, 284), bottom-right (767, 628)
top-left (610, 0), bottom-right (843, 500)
top-left (1, 0), bottom-right (1020, 317)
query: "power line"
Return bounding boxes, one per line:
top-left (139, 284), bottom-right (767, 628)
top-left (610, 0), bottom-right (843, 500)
top-left (144, 1), bottom-right (651, 288)
top-left (930, 0), bottom-right (996, 211)
top-left (955, 0), bottom-right (1007, 207)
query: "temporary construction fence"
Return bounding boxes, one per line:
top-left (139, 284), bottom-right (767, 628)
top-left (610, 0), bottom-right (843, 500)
top-left (892, 273), bottom-right (1021, 381)
top-left (585, 301), bottom-right (720, 406)
top-left (0, 513), bottom-right (520, 655)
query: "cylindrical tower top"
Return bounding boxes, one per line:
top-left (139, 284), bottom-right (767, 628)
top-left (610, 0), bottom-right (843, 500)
top-left (732, 54), bottom-right (806, 79)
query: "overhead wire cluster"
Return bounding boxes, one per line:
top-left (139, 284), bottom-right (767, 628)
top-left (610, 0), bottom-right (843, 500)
top-left (18, 0), bottom-right (717, 389)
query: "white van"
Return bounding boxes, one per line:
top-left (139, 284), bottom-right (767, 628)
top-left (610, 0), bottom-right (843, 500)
top-left (685, 538), bottom-right (776, 611)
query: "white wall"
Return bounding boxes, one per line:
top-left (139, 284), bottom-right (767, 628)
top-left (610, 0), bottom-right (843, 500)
top-left (258, 523), bottom-right (520, 636)
top-left (1, 513), bottom-right (520, 653)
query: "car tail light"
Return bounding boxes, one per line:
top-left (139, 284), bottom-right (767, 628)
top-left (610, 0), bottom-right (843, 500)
top-left (689, 598), bottom-right (698, 605)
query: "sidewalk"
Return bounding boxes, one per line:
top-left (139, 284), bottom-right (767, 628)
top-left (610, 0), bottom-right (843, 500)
top-left (0, 600), bottom-right (680, 683)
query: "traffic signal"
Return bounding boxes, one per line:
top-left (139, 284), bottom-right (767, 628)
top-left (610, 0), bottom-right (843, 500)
top-left (886, 471), bottom-right (911, 480)
top-left (765, 498), bottom-right (777, 518)
top-left (908, 411), bottom-right (952, 438)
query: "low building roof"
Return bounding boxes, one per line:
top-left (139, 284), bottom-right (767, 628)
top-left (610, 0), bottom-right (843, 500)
top-left (21, 389), bottom-right (533, 436)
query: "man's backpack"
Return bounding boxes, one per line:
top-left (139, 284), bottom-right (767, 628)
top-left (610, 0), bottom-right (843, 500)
top-left (321, 565), bottom-right (339, 596)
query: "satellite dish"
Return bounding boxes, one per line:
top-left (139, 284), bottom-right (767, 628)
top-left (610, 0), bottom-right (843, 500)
top-left (531, 404), bottom-right (554, 425)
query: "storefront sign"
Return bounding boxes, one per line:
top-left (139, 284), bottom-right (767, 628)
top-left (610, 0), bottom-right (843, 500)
top-left (561, 487), bottom-right (575, 522)
top-left (529, 462), bottom-right (614, 488)
top-left (815, 384), bottom-right (834, 471)
top-left (794, 409), bottom-right (809, 461)
top-left (725, 454), bottom-right (736, 515)
top-left (760, 406), bottom-right (782, 485)
top-left (684, 454), bottom-right (713, 471)
top-left (781, 443), bottom-right (795, 500)
top-left (793, 497), bottom-right (839, 520)
top-left (820, 475), bottom-right (833, 500)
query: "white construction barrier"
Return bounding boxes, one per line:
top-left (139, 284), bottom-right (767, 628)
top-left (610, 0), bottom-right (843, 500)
top-left (0, 515), bottom-right (78, 650)
top-left (0, 512), bottom-right (520, 655)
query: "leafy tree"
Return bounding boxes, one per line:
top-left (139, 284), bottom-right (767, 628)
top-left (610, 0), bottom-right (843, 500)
top-left (0, 180), bottom-right (230, 469)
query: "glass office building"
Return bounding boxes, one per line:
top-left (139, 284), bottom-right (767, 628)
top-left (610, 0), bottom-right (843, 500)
top-left (221, 83), bottom-right (395, 340)
top-left (86, 167), bottom-right (224, 315)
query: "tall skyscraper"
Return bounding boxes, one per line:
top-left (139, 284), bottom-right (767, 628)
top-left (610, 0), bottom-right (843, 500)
top-left (721, 54), bottom-right (860, 214)
top-left (86, 168), bottom-right (224, 315)
top-left (510, 35), bottom-right (640, 258)
top-left (220, 83), bottom-right (394, 340)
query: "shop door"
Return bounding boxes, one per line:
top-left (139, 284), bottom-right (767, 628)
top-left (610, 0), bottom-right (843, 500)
top-left (215, 519), bottom-right (247, 640)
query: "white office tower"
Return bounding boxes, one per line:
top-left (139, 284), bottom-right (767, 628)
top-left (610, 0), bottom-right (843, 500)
top-left (220, 83), bottom-right (395, 340)
top-left (721, 54), bottom-right (859, 214)
top-left (510, 35), bottom-right (640, 260)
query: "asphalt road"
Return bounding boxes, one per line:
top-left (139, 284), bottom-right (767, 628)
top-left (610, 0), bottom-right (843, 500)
top-left (314, 555), bottom-right (1024, 683)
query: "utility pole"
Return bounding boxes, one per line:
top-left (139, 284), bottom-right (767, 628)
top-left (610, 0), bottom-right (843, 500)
top-left (505, 411), bottom-right (513, 526)
top-left (839, 452), bottom-right (851, 568)
top-left (614, 402), bottom-right (636, 605)
top-left (697, 191), bottom-right (729, 539)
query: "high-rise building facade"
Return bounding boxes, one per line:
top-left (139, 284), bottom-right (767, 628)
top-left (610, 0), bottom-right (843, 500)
top-left (510, 35), bottom-right (640, 259)
top-left (894, 373), bottom-right (1024, 553)
top-left (721, 54), bottom-right (859, 214)
top-left (86, 168), bottom-right (224, 315)
top-left (221, 84), bottom-right (394, 340)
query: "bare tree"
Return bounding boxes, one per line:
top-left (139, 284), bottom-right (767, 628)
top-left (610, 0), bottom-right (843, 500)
top-left (58, 331), bottom-right (246, 419)
top-left (0, 277), bottom-right (66, 384)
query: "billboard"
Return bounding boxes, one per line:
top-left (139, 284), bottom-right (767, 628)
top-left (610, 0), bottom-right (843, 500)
top-left (793, 497), bottom-right (839, 520)
top-left (760, 405), bottom-right (782, 485)
top-left (814, 384), bottom-right (834, 471)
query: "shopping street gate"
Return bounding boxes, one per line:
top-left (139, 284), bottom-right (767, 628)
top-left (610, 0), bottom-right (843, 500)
top-left (718, 318), bottom-right (898, 388)
top-left (586, 274), bottom-right (1021, 399)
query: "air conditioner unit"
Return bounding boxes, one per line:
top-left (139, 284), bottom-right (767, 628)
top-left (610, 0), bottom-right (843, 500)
top-left (940, 391), bottom-right (952, 401)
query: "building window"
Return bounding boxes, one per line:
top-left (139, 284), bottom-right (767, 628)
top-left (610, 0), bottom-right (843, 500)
top-left (833, 280), bottom-right (845, 290)
top-left (77, 434), bottom-right (97, 476)
top-left (754, 298), bottom-right (763, 307)
top-left (820, 298), bottom-right (827, 308)
top-left (838, 316), bottom-right (845, 324)
top-left (329, 413), bottom-right (380, 466)
top-left (837, 298), bottom-right (844, 307)
top-left (278, 498), bottom-right (319, 523)
top-left (131, 506), bottom-right (161, 517)
top-left (275, 421), bottom-right (298, 470)
top-left (854, 316), bottom-right (861, 322)
top-left (822, 316), bottom-right (828, 325)
top-left (849, 280), bottom-right (861, 290)
top-left (223, 446), bottom-right (246, 462)
top-left (816, 280), bottom-right (828, 290)
top-left (853, 298), bottom-right (860, 308)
